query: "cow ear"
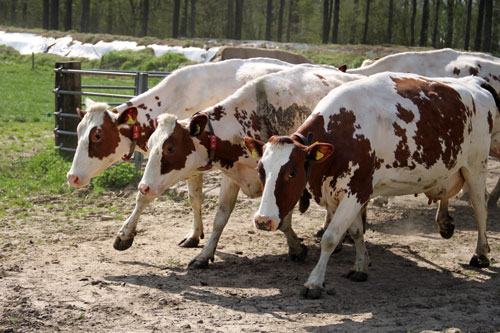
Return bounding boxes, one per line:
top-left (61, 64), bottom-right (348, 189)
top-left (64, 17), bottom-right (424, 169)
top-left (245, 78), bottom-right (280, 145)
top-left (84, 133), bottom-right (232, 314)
top-left (76, 107), bottom-right (87, 119)
top-left (117, 106), bottom-right (138, 125)
top-left (338, 64), bottom-right (347, 72)
top-left (244, 137), bottom-right (265, 159)
top-left (85, 97), bottom-right (95, 108)
top-left (189, 113), bottom-right (208, 136)
top-left (306, 143), bottom-right (334, 163)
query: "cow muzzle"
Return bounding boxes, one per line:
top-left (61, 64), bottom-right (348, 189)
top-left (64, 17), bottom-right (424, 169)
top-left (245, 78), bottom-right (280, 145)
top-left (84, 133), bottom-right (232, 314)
top-left (254, 215), bottom-right (278, 231)
top-left (67, 174), bottom-right (85, 188)
top-left (138, 183), bottom-right (156, 196)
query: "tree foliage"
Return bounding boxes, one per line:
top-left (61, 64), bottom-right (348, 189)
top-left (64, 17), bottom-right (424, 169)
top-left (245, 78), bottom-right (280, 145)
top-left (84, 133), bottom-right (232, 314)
top-left (2, 0), bottom-right (499, 54)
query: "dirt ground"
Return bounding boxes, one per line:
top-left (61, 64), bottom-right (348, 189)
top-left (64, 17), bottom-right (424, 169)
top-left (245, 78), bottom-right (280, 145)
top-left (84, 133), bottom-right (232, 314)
top-left (1, 160), bottom-right (500, 333)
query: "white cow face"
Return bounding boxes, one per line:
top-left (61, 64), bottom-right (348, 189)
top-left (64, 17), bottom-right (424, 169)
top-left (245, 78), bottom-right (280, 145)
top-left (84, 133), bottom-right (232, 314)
top-left (138, 114), bottom-right (207, 197)
top-left (245, 136), bottom-right (333, 232)
top-left (66, 99), bottom-right (139, 187)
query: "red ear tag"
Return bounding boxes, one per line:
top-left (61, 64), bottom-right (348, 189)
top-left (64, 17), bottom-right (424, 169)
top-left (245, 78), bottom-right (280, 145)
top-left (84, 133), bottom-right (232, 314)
top-left (209, 135), bottom-right (217, 149)
top-left (132, 124), bottom-right (140, 140)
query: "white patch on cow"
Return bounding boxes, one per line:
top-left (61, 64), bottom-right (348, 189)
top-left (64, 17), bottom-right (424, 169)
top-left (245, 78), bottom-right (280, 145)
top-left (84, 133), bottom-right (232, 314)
top-left (255, 142), bottom-right (295, 224)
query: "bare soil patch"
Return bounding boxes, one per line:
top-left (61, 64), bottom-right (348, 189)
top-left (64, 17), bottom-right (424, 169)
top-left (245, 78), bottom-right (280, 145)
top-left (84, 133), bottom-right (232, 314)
top-left (1, 161), bottom-right (499, 332)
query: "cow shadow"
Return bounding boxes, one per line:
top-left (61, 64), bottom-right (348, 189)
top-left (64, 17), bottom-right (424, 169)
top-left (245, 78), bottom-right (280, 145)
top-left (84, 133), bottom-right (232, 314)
top-left (105, 241), bottom-right (500, 331)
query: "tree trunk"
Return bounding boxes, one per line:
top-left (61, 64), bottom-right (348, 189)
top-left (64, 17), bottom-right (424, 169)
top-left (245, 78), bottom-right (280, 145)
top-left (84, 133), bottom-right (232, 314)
top-left (419, 0), bottom-right (429, 46)
top-left (190, 0), bottom-right (195, 37)
top-left (22, 0), bottom-right (28, 27)
top-left (277, 0), bottom-right (285, 42)
top-left (64, 0), bottom-right (72, 31)
top-left (431, 0), bottom-right (440, 48)
top-left (234, 0), bottom-right (243, 40)
top-left (172, 0), bottom-right (180, 38)
top-left (349, 0), bottom-right (359, 44)
top-left (482, 0), bottom-right (492, 51)
top-left (10, 0), bottom-right (17, 26)
top-left (141, 0), bottom-right (149, 36)
top-left (286, 0), bottom-right (295, 42)
top-left (81, 0), bottom-right (89, 32)
top-left (445, 0), bottom-right (453, 47)
top-left (181, 0), bottom-right (188, 37)
top-left (331, 0), bottom-right (339, 43)
top-left (266, 0), bottom-right (273, 41)
top-left (386, 0), bottom-right (393, 44)
top-left (50, 0), bottom-right (59, 30)
top-left (362, 0), bottom-right (370, 44)
top-left (410, 0), bottom-right (416, 45)
top-left (43, 0), bottom-right (50, 29)
top-left (106, 0), bottom-right (113, 34)
top-left (226, 0), bottom-right (234, 39)
top-left (322, 0), bottom-right (330, 43)
top-left (474, 0), bottom-right (484, 51)
top-left (464, 0), bottom-right (472, 50)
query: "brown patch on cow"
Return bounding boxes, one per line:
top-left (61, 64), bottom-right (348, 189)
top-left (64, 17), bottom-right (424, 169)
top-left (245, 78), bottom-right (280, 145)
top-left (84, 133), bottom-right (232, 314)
top-left (259, 103), bottom-right (311, 140)
top-left (157, 101), bottom-right (161, 107)
top-left (109, 108), bottom-right (118, 114)
top-left (155, 96), bottom-right (159, 100)
top-left (490, 74), bottom-right (500, 83)
top-left (88, 112), bottom-right (120, 159)
top-left (469, 66), bottom-right (479, 76)
top-left (453, 67), bottom-right (461, 76)
top-left (487, 111), bottom-right (494, 133)
top-left (391, 77), bottom-right (470, 169)
top-left (138, 104), bottom-right (147, 110)
top-left (119, 118), bottom-right (156, 153)
top-left (160, 123), bottom-right (196, 174)
top-left (314, 73), bottom-right (330, 87)
top-left (392, 122), bottom-right (415, 169)
top-left (478, 63), bottom-right (482, 69)
top-left (197, 132), bottom-right (246, 169)
top-left (234, 107), bottom-right (262, 138)
top-left (210, 105), bottom-right (226, 121)
top-left (395, 103), bottom-right (415, 123)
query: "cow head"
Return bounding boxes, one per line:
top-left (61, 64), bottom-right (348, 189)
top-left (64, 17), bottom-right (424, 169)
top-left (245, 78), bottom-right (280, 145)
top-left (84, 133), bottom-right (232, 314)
top-left (245, 135), bottom-right (334, 231)
top-left (138, 113), bottom-right (209, 197)
top-left (66, 98), bottom-right (139, 187)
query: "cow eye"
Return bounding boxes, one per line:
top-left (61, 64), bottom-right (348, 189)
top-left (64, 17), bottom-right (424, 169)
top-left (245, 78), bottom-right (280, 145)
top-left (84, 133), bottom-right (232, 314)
top-left (289, 171), bottom-right (296, 179)
top-left (90, 129), bottom-right (103, 143)
top-left (167, 146), bottom-right (174, 154)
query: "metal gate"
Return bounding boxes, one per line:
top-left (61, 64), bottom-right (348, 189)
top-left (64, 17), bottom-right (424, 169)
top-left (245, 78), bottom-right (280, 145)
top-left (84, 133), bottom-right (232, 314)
top-left (53, 61), bottom-right (169, 168)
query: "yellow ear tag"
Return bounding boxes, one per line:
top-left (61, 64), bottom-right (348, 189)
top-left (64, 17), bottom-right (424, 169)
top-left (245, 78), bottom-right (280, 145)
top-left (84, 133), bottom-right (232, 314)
top-left (252, 149), bottom-right (260, 158)
top-left (126, 115), bottom-right (136, 125)
top-left (193, 124), bottom-right (201, 135)
top-left (315, 151), bottom-right (324, 160)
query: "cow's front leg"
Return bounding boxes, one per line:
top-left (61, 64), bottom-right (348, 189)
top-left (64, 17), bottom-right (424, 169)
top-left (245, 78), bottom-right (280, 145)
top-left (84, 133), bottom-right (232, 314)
top-left (178, 173), bottom-right (204, 248)
top-left (487, 177), bottom-right (500, 208)
top-left (435, 199), bottom-right (455, 239)
top-left (279, 212), bottom-right (307, 261)
top-left (114, 191), bottom-right (156, 251)
top-left (301, 197), bottom-right (362, 299)
top-left (188, 175), bottom-right (240, 269)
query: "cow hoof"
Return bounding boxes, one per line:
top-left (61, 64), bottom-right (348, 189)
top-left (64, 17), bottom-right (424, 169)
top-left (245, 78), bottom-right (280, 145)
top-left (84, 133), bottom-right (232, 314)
top-left (469, 254), bottom-right (490, 268)
top-left (439, 223), bottom-right (455, 239)
top-left (315, 228), bottom-right (325, 238)
top-left (188, 258), bottom-right (209, 269)
top-left (113, 236), bottom-right (134, 251)
top-left (178, 237), bottom-right (200, 248)
top-left (333, 242), bottom-right (343, 254)
top-left (300, 287), bottom-right (323, 299)
top-left (345, 270), bottom-right (368, 282)
top-left (289, 244), bottom-right (308, 262)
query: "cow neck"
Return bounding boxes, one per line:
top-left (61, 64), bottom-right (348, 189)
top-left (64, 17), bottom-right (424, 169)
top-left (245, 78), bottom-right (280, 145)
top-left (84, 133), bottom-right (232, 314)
top-left (292, 131), bottom-right (314, 213)
top-left (122, 101), bottom-right (142, 161)
top-left (197, 118), bottom-right (217, 171)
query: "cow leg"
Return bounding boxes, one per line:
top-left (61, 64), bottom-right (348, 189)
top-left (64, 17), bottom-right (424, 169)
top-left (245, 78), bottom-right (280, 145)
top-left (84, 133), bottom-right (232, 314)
top-left (315, 210), bottom-right (332, 238)
top-left (114, 191), bottom-right (156, 251)
top-left (462, 168), bottom-right (490, 268)
top-left (178, 173), bottom-right (204, 248)
top-left (487, 176), bottom-right (500, 208)
top-left (188, 175), bottom-right (240, 269)
top-left (279, 212), bottom-right (307, 261)
top-left (435, 199), bottom-right (455, 239)
top-left (345, 212), bottom-right (370, 282)
top-left (301, 197), bottom-right (363, 299)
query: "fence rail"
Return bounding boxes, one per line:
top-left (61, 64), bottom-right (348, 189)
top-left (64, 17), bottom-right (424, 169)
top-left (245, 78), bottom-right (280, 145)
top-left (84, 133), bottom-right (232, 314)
top-left (53, 61), bottom-right (170, 169)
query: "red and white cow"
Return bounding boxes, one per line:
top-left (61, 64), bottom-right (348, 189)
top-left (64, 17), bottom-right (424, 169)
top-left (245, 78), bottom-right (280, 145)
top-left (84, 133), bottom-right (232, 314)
top-left (349, 48), bottom-right (500, 208)
top-left (66, 58), bottom-right (293, 249)
top-left (246, 72), bottom-right (500, 299)
top-left (139, 65), bottom-right (365, 268)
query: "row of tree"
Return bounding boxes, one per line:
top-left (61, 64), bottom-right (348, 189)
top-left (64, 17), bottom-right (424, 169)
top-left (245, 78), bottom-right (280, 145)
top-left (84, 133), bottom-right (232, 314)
top-left (1, 0), bottom-right (499, 54)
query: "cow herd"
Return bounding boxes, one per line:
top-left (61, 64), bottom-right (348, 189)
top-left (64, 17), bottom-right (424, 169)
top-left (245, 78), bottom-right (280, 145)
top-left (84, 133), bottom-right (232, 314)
top-left (66, 48), bottom-right (500, 299)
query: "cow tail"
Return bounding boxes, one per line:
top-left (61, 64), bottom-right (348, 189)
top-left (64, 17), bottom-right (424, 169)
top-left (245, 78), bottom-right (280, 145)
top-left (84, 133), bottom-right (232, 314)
top-left (480, 83), bottom-right (500, 115)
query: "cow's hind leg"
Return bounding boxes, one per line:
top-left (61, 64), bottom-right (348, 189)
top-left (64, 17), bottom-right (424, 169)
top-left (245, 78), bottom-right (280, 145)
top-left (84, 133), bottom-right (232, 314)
top-left (178, 173), bottom-right (204, 248)
top-left (435, 199), bottom-right (455, 239)
top-left (301, 197), bottom-right (363, 299)
top-left (345, 212), bottom-right (370, 282)
top-left (279, 212), bottom-right (307, 261)
top-left (188, 175), bottom-right (239, 269)
top-left (487, 176), bottom-right (500, 208)
top-left (462, 167), bottom-right (490, 267)
top-left (114, 191), bottom-right (155, 251)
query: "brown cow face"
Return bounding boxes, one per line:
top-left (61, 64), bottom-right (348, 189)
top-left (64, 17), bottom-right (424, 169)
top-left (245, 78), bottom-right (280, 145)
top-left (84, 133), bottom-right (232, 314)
top-left (67, 100), bottom-right (139, 188)
top-left (247, 136), bottom-right (333, 231)
top-left (139, 114), bottom-right (206, 197)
